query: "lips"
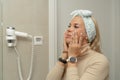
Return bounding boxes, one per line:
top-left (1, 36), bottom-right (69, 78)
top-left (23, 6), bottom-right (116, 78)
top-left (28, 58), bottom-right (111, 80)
top-left (65, 34), bottom-right (72, 38)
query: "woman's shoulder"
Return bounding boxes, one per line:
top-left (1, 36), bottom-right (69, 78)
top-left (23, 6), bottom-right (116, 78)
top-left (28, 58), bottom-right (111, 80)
top-left (88, 49), bottom-right (109, 65)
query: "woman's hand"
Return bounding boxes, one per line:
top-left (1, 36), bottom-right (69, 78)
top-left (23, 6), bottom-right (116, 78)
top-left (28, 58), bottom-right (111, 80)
top-left (63, 32), bottom-right (68, 51)
top-left (68, 31), bottom-right (83, 57)
top-left (60, 32), bottom-right (68, 59)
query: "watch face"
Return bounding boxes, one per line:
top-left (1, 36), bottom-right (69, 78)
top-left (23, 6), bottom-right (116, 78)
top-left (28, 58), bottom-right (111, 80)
top-left (70, 57), bottom-right (77, 63)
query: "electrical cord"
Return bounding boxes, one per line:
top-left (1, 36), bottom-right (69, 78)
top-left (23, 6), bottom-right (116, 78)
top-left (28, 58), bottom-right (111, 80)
top-left (27, 37), bottom-right (34, 80)
top-left (14, 36), bottom-right (34, 80)
top-left (14, 47), bottom-right (23, 80)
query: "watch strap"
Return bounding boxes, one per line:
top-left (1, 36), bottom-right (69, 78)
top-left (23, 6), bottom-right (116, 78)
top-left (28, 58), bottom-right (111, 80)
top-left (58, 57), bottom-right (67, 64)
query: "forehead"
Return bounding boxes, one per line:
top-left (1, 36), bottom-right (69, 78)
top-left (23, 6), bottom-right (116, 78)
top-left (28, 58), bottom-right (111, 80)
top-left (70, 16), bottom-right (84, 25)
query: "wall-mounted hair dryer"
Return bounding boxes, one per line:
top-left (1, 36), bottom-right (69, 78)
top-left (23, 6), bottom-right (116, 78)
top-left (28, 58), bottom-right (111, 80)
top-left (6, 27), bottom-right (32, 47)
top-left (6, 26), bottom-right (43, 80)
top-left (6, 26), bottom-right (34, 80)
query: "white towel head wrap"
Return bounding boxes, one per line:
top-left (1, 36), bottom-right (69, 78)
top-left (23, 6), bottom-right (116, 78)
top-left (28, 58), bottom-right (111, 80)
top-left (70, 10), bottom-right (96, 43)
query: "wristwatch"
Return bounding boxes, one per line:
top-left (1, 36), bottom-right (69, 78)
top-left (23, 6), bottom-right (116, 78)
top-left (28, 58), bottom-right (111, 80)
top-left (67, 56), bottom-right (77, 63)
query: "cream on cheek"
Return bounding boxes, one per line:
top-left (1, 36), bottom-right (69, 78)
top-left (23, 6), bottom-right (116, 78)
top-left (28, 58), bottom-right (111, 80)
top-left (76, 28), bottom-right (83, 37)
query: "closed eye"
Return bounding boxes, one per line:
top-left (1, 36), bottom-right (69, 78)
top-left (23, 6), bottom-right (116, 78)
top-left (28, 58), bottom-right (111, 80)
top-left (74, 24), bottom-right (80, 28)
top-left (67, 23), bottom-right (81, 28)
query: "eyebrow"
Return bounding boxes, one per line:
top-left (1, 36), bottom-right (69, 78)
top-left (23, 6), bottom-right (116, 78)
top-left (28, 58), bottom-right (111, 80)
top-left (74, 23), bottom-right (79, 25)
top-left (74, 23), bottom-right (81, 26)
top-left (69, 23), bottom-right (80, 26)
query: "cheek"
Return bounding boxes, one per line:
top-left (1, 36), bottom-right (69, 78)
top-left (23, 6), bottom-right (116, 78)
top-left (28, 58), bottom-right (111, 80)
top-left (77, 29), bottom-right (83, 37)
top-left (77, 31), bottom-right (87, 41)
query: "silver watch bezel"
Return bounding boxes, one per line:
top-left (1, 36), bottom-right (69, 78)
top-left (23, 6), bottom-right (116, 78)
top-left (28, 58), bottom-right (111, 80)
top-left (67, 56), bottom-right (77, 63)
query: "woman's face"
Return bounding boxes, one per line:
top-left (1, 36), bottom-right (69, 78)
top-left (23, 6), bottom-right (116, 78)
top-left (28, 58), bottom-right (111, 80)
top-left (65, 16), bottom-right (87, 44)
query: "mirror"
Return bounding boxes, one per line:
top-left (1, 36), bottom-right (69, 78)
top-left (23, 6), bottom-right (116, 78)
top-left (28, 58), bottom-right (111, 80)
top-left (0, 0), bottom-right (120, 80)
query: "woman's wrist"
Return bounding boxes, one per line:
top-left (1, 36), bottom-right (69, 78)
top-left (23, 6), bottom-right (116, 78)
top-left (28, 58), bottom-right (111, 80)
top-left (61, 51), bottom-right (68, 59)
top-left (66, 56), bottom-right (78, 67)
top-left (58, 51), bottom-right (68, 66)
top-left (68, 54), bottom-right (77, 58)
top-left (67, 62), bottom-right (77, 67)
top-left (58, 61), bottom-right (66, 67)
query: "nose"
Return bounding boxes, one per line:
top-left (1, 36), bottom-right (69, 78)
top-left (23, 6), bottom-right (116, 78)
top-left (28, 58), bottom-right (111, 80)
top-left (67, 27), bottom-right (74, 32)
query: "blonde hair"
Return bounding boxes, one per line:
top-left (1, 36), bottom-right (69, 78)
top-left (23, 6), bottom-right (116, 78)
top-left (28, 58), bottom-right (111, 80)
top-left (90, 17), bottom-right (102, 53)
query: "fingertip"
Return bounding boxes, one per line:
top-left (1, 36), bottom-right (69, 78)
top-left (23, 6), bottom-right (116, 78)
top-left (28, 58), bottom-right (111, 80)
top-left (79, 36), bottom-right (83, 43)
top-left (80, 33), bottom-right (83, 36)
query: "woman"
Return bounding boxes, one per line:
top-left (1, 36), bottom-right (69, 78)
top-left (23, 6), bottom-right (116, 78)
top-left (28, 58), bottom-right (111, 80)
top-left (46, 10), bottom-right (109, 80)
